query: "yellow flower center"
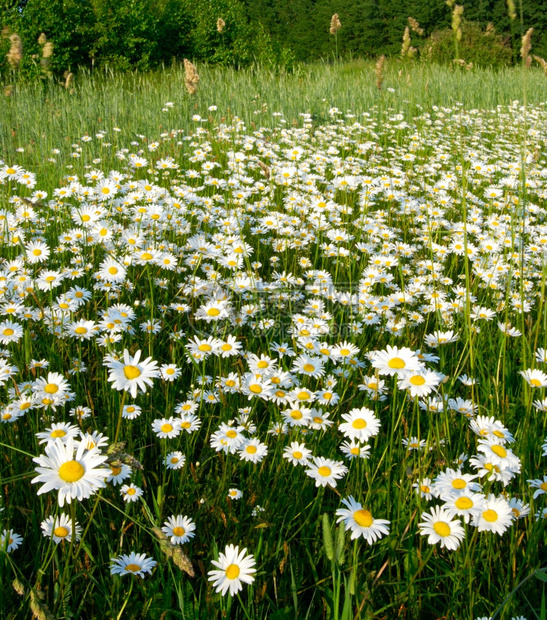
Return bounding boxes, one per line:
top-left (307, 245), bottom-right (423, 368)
top-left (388, 357), bottom-right (405, 369)
top-left (170, 457), bottom-right (179, 464)
top-left (482, 509), bottom-right (498, 522)
top-left (303, 364), bottom-right (315, 373)
top-left (246, 445), bottom-right (257, 454)
top-left (530, 379), bottom-right (542, 387)
top-left (226, 430), bottom-right (237, 439)
top-left (50, 429), bottom-right (66, 438)
top-left (54, 526), bottom-right (69, 538)
top-left (127, 488), bottom-right (136, 495)
top-left (451, 479), bottom-right (466, 489)
top-left (108, 267), bottom-right (118, 275)
top-left (293, 451), bottom-right (303, 459)
top-left (141, 252), bottom-right (153, 261)
top-left (44, 383), bottom-right (59, 394)
top-left (125, 564), bottom-right (141, 573)
top-left (123, 365), bottom-right (141, 380)
top-left (207, 308), bottom-right (220, 316)
top-left (75, 327), bottom-right (87, 334)
top-left (352, 418), bottom-right (367, 429)
top-left (297, 391), bottom-right (311, 401)
top-left (409, 375), bottom-right (425, 386)
top-left (318, 466), bottom-right (331, 477)
top-left (226, 564), bottom-right (240, 579)
top-left (491, 445), bottom-right (507, 458)
top-left (290, 410), bottom-right (303, 420)
top-left (353, 509), bottom-right (373, 527)
top-left (455, 497), bottom-right (473, 510)
top-left (58, 460), bottom-right (85, 482)
top-left (433, 522), bottom-right (451, 537)
top-left (161, 424), bottom-right (173, 433)
top-left (249, 384), bottom-right (262, 394)
top-left (198, 344), bottom-right (212, 352)
top-left (221, 343), bottom-right (232, 351)
top-left (420, 485), bottom-right (430, 493)
top-left (3, 328), bottom-right (14, 336)
top-left (540, 482), bottom-right (547, 492)
top-left (173, 527), bottom-right (185, 537)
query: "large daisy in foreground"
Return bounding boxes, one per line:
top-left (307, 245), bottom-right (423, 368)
top-left (208, 544), bottom-right (256, 596)
top-left (32, 437), bottom-right (110, 507)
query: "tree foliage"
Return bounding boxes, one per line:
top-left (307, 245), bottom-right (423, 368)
top-left (0, 0), bottom-right (546, 78)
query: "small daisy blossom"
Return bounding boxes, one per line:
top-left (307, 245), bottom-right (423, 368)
top-left (164, 451), bottom-right (186, 469)
top-left (162, 515), bottom-right (196, 544)
top-left (338, 407), bottom-right (380, 442)
top-left (335, 496), bottom-right (390, 542)
top-left (120, 483), bottom-right (143, 502)
top-left (104, 349), bottom-right (160, 398)
top-left (305, 456), bottom-right (348, 488)
top-left (472, 495), bottom-right (513, 534)
top-left (208, 544), bottom-right (256, 596)
top-left (418, 506), bottom-right (465, 550)
top-left (0, 529), bottom-right (23, 552)
top-left (110, 552), bottom-right (157, 577)
top-left (282, 442), bottom-right (312, 466)
top-left (41, 514), bottom-right (82, 543)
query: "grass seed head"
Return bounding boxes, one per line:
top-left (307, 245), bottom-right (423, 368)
top-left (184, 59), bottom-right (199, 95)
top-left (7, 33), bottom-right (22, 69)
top-left (329, 14), bottom-right (341, 35)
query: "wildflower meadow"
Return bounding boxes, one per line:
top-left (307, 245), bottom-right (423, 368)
top-left (0, 60), bottom-right (546, 619)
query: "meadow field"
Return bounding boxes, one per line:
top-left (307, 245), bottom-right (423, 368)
top-left (0, 61), bottom-right (546, 619)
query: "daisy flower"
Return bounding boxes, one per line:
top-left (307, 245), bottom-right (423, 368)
top-left (152, 417), bottom-right (181, 439)
top-left (433, 468), bottom-right (481, 500)
top-left (339, 440), bottom-right (371, 460)
top-left (477, 438), bottom-right (521, 471)
top-left (507, 497), bottom-right (530, 520)
top-left (36, 422), bottom-right (80, 445)
top-left (104, 349), bottom-right (160, 398)
top-left (110, 552), bottom-right (157, 578)
top-left (238, 438), bottom-right (268, 464)
top-left (397, 369), bottom-right (442, 398)
top-left (369, 345), bottom-right (423, 377)
top-left (305, 456), bottom-right (348, 488)
top-left (162, 515), bottom-right (196, 544)
top-left (107, 463), bottom-right (132, 485)
top-left (208, 544), bottom-right (256, 596)
top-left (418, 506), bottom-right (465, 550)
top-left (122, 404), bottom-right (142, 419)
top-left (227, 488), bottom-right (243, 500)
top-left (527, 475), bottom-right (547, 499)
top-left (519, 368), bottom-right (547, 388)
top-left (473, 495), bottom-right (513, 534)
top-left (336, 496), bottom-right (390, 542)
top-left (32, 437), bottom-right (110, 507)
top-left (339, 407), bottom-right (380, 442)
top-left (0, 529), bottom-right (23, 553)
top-left (164, 451), bottom-right (186, 470)
top-left (120, 483), bottom-right (143, 502)
top-left (282, 442), bottom-right (312, 466)
top-left (41, 514), bottom-right (82, 543)
top-left (413, 478), bottom-right (436, 501)
top-left (443, 491), bottom-right (487, 523)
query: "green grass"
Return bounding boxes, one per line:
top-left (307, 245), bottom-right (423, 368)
top-left (0, 62), bottom-right (546, 619)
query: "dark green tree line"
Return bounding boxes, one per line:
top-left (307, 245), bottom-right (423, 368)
top-left (0, 0), bottom-right (546, 77)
